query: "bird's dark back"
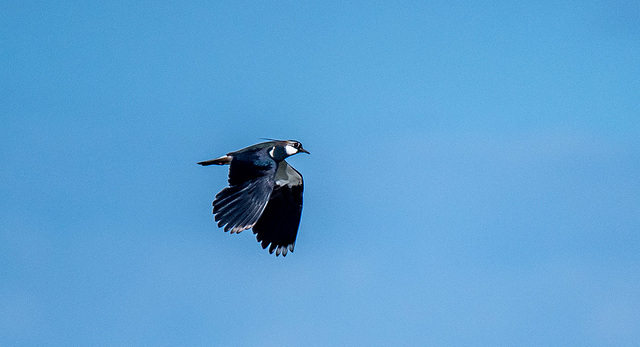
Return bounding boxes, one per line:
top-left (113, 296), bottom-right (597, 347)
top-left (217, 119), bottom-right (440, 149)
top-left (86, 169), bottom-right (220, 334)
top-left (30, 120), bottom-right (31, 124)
top-left (227, 150), bottom-right (276, 185)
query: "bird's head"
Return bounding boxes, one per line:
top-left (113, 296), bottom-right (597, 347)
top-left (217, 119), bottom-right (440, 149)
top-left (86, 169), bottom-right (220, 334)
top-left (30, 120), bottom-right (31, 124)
top-left (269, 140), bottom-right (310, 161)
top-left (284, 140), bottom-right (310, 155)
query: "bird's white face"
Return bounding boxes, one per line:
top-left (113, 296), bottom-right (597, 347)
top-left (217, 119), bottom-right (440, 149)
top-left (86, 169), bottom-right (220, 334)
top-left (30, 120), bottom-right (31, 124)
top-left (269, 143), bottom-right (300, 159)
top-left (284, 144), bottom-right (299, 156)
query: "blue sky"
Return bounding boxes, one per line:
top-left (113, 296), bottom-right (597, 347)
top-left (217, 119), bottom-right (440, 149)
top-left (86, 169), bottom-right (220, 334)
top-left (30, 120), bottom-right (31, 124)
top-left (1, 1), bottom-right (639, 345)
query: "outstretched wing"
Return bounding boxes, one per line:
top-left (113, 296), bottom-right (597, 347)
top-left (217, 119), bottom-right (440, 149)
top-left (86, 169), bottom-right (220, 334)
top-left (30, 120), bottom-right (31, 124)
top-left (213, 153), bottom-right (277, 234)
top-left (252, 160), bottom-right (304, 256)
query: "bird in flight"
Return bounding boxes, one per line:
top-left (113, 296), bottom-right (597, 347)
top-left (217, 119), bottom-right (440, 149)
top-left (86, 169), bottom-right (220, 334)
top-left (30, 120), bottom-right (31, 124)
top-left (198, 140), bottom-right (309, 256)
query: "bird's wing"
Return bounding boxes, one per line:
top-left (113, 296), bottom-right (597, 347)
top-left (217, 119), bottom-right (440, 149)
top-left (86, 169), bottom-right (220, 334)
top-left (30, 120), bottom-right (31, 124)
top-left (213, 154), bottom-right (276, 234)
top-left (252, 160), bottom-right (304, 256)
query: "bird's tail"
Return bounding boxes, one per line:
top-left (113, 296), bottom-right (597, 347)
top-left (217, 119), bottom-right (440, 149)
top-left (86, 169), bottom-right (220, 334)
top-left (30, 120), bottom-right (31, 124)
top-left (197, 155), bottom-right (232, 166)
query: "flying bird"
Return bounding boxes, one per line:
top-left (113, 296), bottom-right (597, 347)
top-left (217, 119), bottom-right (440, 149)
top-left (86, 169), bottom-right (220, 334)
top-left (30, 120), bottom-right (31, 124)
top-left (198, 140), bottom-right (309, 256)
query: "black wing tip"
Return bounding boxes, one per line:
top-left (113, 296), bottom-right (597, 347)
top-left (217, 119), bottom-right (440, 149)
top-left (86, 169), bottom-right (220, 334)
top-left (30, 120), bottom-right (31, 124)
top-left (259, 240), bottom-right (295, 257)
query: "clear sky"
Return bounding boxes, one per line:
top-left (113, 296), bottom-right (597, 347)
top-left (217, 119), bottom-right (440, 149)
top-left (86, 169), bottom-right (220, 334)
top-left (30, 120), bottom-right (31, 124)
top-left (2, 1), bottom-right (639, 346)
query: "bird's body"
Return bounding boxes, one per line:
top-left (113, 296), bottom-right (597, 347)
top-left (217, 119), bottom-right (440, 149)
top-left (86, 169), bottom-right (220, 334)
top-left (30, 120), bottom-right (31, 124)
top-left (198, 140), bottom-right (309, 256)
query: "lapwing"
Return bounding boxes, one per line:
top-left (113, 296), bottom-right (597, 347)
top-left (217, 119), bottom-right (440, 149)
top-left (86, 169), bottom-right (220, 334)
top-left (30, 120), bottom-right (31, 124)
top-left (198, 140), bottom-right (309, 256)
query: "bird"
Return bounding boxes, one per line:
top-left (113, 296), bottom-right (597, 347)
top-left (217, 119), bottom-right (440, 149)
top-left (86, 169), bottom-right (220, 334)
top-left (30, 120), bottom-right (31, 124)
top-left (198, 140), bottom-right (309, 256)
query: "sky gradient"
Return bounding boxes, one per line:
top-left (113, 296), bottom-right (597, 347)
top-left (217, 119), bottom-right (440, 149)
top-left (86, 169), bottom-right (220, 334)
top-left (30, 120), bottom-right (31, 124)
top-left (2, 1), bottom-right (640, 346)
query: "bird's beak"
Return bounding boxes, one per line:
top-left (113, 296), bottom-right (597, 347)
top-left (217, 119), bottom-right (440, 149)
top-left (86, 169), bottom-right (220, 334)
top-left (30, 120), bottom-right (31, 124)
top-left (299, 148), bottom-right (310, 154)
